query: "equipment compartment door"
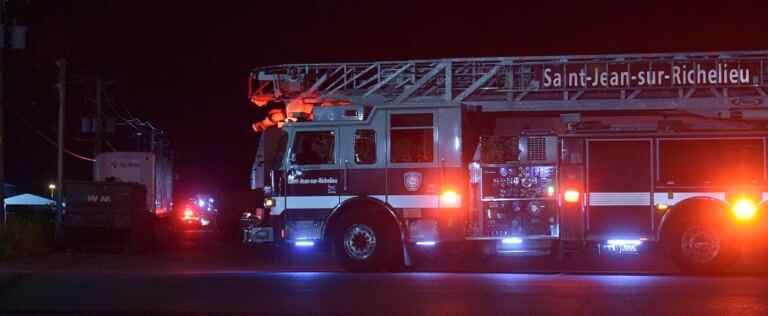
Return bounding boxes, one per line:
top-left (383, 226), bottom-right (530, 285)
top-left (586, 139), bottom-right (652, 236)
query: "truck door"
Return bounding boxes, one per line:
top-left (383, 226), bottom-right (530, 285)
top-left (586, 139), bottom-right (653, 237)
top-left (339, 127), bottom-right (386, 200)
top-left (284, 128), bottom-right (342, 219)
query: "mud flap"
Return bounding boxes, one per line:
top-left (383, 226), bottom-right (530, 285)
top-left (402, 243), bottom-right (413, 267)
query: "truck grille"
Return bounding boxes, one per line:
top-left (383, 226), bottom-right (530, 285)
top-left (527, 137), bottom-right (546, 161)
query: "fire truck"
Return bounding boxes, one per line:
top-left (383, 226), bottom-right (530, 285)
top-left (243, 50), bottom-right (768, 273)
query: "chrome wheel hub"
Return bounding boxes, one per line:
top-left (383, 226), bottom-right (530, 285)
top-left (680, 226), bottom-right (721, 264)
top-left (344, 224), bottom-right (377, 260)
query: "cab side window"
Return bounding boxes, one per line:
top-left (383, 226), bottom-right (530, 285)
top-left (354, 130), bottom-right (376, 164)
top-left (292, 131), bottom-right (335, 165)
top-left (390, 113), bottom-right (434, 163)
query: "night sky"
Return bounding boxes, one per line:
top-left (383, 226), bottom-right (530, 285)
top-left (5, 1), bottom-right (768, 207)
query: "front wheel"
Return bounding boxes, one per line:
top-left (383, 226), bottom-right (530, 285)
top-left (669, 220), bottom-right (738, 274)
top-left (334, 212), bottom-right (400, 272)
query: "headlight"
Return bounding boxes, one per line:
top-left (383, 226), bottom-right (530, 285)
top-left (264, 197), bottom-right (275, 208)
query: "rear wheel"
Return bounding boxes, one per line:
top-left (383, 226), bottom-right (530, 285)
top-left (669, 219), bottom-right (738, 274)
top-left (334, 211), bottom-right (400, 272)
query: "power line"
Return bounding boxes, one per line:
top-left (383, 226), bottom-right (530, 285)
top-left (105, 139), bottom-right (117, 152)
top-left (102, 88), bottom-right (138, 126)
top-left (36, 130), bottom-right (96, 162)
top-left (10, 109), bottom-right (95, 162)
top-left (101, 88), bottom-right (165, 135)
top-left (104, 91), bottom-right (132, 122)
top-left (101, 88), bottom-right (168, 154)
top-left (22, 98), bottom-right (118, 154)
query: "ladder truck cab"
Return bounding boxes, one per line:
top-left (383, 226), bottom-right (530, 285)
top-left (244, 50), bottom-right (768, 273)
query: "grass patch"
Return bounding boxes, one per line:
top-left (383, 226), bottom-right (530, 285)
top-left (0, 213), bottom-right (55, 260)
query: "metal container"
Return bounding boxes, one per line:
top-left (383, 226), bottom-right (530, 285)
top-left (63, 181), bottom-right (146, 229)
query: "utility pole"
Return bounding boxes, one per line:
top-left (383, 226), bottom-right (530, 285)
top-left (95, 78), bottom-right (103, 156)
top-left (149, 129), bottom-right (155, 153)
top-left (56, 58), bottom-right (66, 228)
top-left (0, 0), bottom-right (6, 226)
top-left (136, 131), bottom-right (142, 151)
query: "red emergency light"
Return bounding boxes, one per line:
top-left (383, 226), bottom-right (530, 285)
top-left (563, 190), bottom-right (580, 203)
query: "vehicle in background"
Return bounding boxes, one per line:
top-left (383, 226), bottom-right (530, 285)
top-left (59, 151), bottom-right (173, 250)
top-left (178, 194), bottom-right (218, 230)
top-left (94, 152), bottom-right (173, 218)
top-left (61, 181), bottom-right (152, 250)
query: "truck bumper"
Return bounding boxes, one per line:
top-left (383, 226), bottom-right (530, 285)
top-left (243, 226), bottom-right (275, 243)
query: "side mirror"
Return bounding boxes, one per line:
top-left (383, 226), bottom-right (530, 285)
top-left (287, 167), bottom-right (303, 179)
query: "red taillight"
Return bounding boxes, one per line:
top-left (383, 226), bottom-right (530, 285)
top-left (255, 208), bottom-right (265, 220)
top-left (563, 190), bottom-right (580, 203)
top-left (440, 190), bottom-right (461, 207)
top-left (183, 208), bottom-right (194, 219)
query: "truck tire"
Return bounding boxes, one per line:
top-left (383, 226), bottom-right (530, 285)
top-left (334, 211), bottom-right (400, 272)
top-left (669, 218), bottom-right (738, 274)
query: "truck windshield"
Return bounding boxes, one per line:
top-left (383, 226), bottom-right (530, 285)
top-left (291, 130), bottom-right (335, 165)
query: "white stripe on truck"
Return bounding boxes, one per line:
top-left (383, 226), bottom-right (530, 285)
top-left (270, 194), bottom-right (445, 215)
top-left (653, 192), bottom-right (726, 205)
top-left (269, 191), bottom-right (759, 215)
top-left (588, 192), bottom-right (733, 206)
top-left (588, 192), bottom-right (651, 206)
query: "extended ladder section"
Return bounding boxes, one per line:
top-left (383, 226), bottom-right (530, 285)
top-left (250, 50), bottom-right (768, 116)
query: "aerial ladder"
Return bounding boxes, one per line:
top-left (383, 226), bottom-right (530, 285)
top-left (249, 50), bottom-right (768, 129)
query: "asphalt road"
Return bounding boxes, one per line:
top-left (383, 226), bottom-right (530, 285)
top-left (3, 270), bottom-right (768, 315)
top-left (1, 229), bottom-right (766, 315)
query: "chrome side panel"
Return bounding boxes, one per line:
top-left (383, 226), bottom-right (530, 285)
top-left (437, 107), bottom-right (462, 167)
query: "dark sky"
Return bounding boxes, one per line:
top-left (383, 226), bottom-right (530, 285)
top-left (6, 0), bottom-right (768, 201)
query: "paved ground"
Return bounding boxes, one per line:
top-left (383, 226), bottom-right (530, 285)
top-left (1, 229), bottom-right (766, 315)
top-left (3, 271), bottom-right (768, 315)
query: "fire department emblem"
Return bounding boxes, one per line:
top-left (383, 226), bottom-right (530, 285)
top-left (403, 172), bottom-right (422, 192)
